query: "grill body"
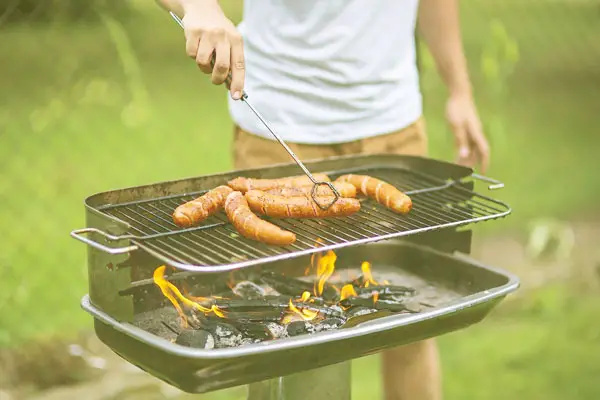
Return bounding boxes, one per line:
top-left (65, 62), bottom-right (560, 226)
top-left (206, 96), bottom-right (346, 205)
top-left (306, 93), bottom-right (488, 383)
top-left (72, 154), bottom-right (517, 394)
top-left (82, 241), bottom-right (518, 394)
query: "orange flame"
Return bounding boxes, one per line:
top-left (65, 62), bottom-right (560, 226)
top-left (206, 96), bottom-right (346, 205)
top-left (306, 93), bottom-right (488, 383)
top-left (281, 291), bottom-right (319, 324)
top-left (313, 250), bottom-right (336, 297)
top-left (361, 261), bottom-right (378, 287)
top-left (340, 284), bottom-right (357, 301)
top-left (153, 265), bottom-right (226, 326)
top-left (373, 292), bottom-right (380, 303)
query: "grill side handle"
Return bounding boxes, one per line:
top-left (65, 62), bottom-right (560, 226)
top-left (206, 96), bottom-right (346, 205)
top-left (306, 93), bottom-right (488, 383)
top-left (71, 228), bottom-right (139, 255)
top-left (468, 173), bottom-right (505, 190)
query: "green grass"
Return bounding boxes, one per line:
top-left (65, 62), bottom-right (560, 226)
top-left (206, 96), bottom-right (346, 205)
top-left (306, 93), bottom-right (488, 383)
top-left (0, 0), bottom-right (599, 397)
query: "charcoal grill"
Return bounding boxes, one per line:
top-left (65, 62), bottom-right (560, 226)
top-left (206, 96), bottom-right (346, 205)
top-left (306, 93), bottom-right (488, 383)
top-left (71, 154), bottom-right (519, 399)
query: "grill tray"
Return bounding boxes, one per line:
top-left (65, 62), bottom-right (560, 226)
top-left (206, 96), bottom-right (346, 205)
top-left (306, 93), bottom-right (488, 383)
top-left (71, 155), bottom-right (510, 272)
top-left (81, 241), bottom-right (519, 394)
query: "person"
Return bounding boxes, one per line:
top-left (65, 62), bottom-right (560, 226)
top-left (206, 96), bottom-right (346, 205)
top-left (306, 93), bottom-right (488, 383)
top-left (159, 1), bottom-right (490, 399)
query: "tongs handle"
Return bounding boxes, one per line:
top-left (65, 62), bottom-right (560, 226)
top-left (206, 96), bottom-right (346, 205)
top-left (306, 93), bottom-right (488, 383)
top-left (168, 12), bottom-right (341, 210)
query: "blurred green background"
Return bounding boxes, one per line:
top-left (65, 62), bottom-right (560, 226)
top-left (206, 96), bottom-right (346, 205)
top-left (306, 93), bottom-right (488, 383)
top-left (1, 0), bottom-right (599, 399)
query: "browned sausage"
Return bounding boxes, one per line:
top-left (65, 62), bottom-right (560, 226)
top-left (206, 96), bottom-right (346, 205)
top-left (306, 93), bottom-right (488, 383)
top-left (266, 181), bottom-right (357, 198)
top-left (244, 190), bottom-right (361, 218)
top-left (173, 185), bottom-right (233, 228)
top-left (335, 174), bottom-right (412, 214)
top-left (227, 173), bottom-right (331, 193)
top-left (224, 191), bottom-right (296, 246)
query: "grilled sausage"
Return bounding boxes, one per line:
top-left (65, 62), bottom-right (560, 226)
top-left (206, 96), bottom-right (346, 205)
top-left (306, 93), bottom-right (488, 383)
top-left (224, 191), bottom-right (296, 246)
top-left (335, 174), bottom-right (412, 214)
top-left (244, 190), bottom-right (361, 219)
top-left (227, 173), bottom-right (331, 193)
top-left (266, 182), bottom-right (357, 198)
top-left (173, 185), bottom-right (233, 228)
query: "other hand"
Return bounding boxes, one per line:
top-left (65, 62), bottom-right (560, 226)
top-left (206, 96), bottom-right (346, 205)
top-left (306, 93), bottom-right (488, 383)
top-left (445, 93), bottom-right (490, 173)
top-left (182, 2), bottom-right (245, 100)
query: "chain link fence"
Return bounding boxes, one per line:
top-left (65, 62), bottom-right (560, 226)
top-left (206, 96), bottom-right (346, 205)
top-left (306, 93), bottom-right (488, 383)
top-left (1, 0), bottom-right (599, 397)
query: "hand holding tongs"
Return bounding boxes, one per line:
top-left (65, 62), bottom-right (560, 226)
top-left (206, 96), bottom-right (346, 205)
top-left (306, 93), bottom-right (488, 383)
top-left (168, 12), bottom-right (341, 210)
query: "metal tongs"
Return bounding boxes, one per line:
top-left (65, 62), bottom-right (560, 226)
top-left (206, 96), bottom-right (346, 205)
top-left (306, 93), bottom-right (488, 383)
top-left (169, 12), bottom-right (340, 210)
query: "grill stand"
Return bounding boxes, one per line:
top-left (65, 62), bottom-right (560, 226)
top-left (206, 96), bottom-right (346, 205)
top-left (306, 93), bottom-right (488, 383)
top-left (246, 362), bottom-right (351, 400)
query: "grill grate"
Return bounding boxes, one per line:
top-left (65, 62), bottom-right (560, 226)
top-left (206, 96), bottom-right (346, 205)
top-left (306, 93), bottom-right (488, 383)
top-left (98, 167), bottom-right (510, 271)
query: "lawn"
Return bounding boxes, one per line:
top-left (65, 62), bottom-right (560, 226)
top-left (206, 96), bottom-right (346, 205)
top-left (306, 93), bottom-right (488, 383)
top-left (0, 0), bottom-right (599, 398)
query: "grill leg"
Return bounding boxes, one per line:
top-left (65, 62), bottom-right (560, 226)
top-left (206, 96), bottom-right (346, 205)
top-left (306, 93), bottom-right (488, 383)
top-left (246, 361), bottom-right (351, 400)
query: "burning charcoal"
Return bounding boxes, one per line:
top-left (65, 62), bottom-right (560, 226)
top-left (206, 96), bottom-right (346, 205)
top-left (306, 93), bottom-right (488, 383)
top-left (232, 281), bottom-right (266, 299)
top-left (342, 310), bottom-right (394, 328)
top-left (303, 304), bottom-right (345, 319)
top-left (212, 310), bottom-right (284, 323)
top-left (175, 329), bottom-right (215, 349)
top-left (354, 285), bottom-right (416, 298)
top-left (285, 321), bottom-right (315, 337)
top-left (201, 321), bottom-right (244, 348)
top-left (230, 322), bottom-right (274, 341)
top-left (266, 322), bottom-right (287, 339)
top-left (260, 273), bottom-right (338, 302)
top-left (339, 297), bottom-right (419, 313)
top-left (314, 317), bottom-right (345, 332)
top-left (133, 307), bottom-right (181, 341)
top-left (213, 297), bottom-right (292, 311)
top-left (345, 306), bottom-right (375, 318)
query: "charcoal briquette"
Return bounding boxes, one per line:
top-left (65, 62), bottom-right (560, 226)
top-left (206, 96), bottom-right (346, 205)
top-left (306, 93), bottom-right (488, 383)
top-left (314, 317), bottom-right (345, 332)
top-left (355, 285), bottom-right (416, 298)
top-left (232, 281), bottom-right (266, 299)
top-left (266, 322), bottom-right (287, 339)
top-left (285, 320), bottom-right (314, 337)
top-left (233, 322), bottom-right (274, 341)
top-left (345, 306), bottom-right (375, 318)
top-left (175, 329), bottom-right (215, 349)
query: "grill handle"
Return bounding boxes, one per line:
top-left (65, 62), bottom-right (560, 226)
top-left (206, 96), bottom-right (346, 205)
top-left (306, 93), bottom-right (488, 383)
top-left (469, 173), bottom-right (504, 190)
top-left (70, 228), bottom-right (139, 255)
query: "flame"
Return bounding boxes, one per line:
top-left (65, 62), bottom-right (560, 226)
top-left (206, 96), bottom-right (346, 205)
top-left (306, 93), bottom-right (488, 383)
top-left (373, 292), bottom-right (379, 303)
top-left (361, 261), bottom-right (378, 287)
top-left (313, 250), bottom-right (336, 297)
top-left (153, 265), bottom-right (226, 326)
top-left (340, 284), bottom-right (357, 301)
top-left (281, 291), bottom-right (318, 324)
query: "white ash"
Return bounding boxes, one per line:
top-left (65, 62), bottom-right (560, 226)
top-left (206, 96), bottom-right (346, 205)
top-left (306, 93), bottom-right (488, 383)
top-left (205, 334), bottom-right (215, 350)
top-left (352, 308), bottom-right (375, 317)
top-left (232, 281), bottom-right (266, 298)
top-left (216, 333), bottom-right (243, 348)
top-left (266, 322), bottom-right (287, 339)
top-left (328, 304), bottom-right (344, 314)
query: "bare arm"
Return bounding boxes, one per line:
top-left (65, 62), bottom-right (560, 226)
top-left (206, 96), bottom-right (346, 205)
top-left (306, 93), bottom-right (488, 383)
top-left (418, 0), bottom-right (471, 96)
top-left (156, 0), bottom-right (245, 99)
top-left (418, 0), bottom-right (490, 172)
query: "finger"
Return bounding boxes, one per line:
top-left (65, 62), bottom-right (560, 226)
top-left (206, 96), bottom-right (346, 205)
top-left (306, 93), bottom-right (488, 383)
top-left (196, 37), bottom-right (214, 74)
top-left (185, 32), bottom-right (200, 59)
top-left (467, 119), bottom-right (490, 173)
top-left (229, 34), bottom-right (245, 100)
top-left (451, 122), bottom-right (471, 164)
top-left (211, 41), bottom-right (231, 85)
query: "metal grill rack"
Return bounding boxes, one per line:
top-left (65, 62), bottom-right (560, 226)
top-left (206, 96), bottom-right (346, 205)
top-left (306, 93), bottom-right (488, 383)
top-left (89, 166), bottom-right (510, 272)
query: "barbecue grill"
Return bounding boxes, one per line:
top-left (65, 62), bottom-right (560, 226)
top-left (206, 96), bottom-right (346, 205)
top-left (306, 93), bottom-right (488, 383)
top-left (71, 154), bottom-right (519, 399)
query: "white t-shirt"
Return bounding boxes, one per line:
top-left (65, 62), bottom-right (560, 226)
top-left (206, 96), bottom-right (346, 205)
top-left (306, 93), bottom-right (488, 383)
top-left (227, 0), bottom-right (422, 145)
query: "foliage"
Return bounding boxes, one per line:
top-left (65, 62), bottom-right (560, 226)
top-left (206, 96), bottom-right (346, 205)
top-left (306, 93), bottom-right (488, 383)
top-left (0, 0), bottom-right (130, 24)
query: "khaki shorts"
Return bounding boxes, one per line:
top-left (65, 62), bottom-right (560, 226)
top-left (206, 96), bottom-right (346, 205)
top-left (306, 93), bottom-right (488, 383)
top-left (232, 117), bottom-right (428, 169)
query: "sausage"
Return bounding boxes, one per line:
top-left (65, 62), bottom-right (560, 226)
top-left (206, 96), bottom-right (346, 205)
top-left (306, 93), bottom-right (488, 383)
top-left (227, 173), bottom-right (331, 193)
top-left (244, 190), bottom-right (361, 219)
top-left (335, 174), bottom-right (412, 214)
top-left (266, 182), bottom-right (357, 198)
top-left (224, 191), bottom-right (296, 246)
top-left (173, 185), bottom-right (233, 227)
